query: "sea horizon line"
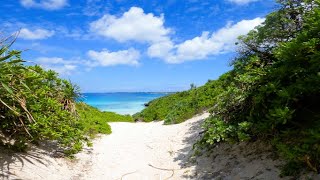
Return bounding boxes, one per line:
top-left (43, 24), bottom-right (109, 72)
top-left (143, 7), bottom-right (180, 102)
top-left (81, 91), bottom-right (177, 94)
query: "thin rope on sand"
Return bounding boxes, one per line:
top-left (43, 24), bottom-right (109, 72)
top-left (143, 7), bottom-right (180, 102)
top-left (119, 170), bottom-right (138, 180)
top-left (148, 163), bottom-right (181, 180)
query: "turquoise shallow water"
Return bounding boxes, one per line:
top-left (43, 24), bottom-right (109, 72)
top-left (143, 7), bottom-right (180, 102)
top-left (82, 92), bottom-right (168, 115)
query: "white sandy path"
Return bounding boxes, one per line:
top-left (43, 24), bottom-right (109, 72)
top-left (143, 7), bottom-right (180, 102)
top-left (5, 112), bottom-right (314, 180)
top-left (1, 113), bottom-right (210, 180)
top-left (73, 113), bottom-right (210, 180)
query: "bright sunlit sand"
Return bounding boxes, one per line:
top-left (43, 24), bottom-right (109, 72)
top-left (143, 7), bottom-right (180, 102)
top-left (1, 113), bottom-right (292, 180)
top-left (1, 113), bottom-right (209, 179)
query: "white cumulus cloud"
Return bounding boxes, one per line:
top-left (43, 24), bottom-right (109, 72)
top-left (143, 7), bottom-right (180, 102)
top-left (90, 6), bottom-right (264, 64)
top-left (90, 7), bottom-right (171, 43)
top-left (87, 48), bottom-right (140, 67)
top-left (20, 0), bottom-right (68, 10)
top-left (35, 57), bottom-right (78, 75)
top-left (19, 28), bottom-right (55, 40)
top-left (149, 18), bottom-right (265, 64)
top-left (147, 41), bottom-right (174, 60)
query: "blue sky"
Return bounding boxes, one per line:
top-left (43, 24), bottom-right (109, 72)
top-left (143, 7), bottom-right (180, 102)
top-left (1, 0), bottom-right (277, 92)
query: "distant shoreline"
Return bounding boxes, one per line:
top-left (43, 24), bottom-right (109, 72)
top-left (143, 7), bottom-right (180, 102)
top-left (81, 92), bottom-right (177, 94)
top-left (80, 92), bottom-right (171, 115)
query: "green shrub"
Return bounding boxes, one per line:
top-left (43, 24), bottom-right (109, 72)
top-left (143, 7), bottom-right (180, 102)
top-left (0, 37), bottom-right (133, 155)
top-left (136, 0), bottom-right (320, 175)
top-left (76, 103), bottom-right (134, 138)
top-left (134, 80), bottom-right (221, 124)
top-left (0, 40), bottom-right (83, 153)
top-left (198, 0), bottom-right (320, 175)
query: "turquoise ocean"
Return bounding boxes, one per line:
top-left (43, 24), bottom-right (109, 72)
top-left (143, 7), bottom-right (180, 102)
top-left (82, 92), bottom-right (168, 115)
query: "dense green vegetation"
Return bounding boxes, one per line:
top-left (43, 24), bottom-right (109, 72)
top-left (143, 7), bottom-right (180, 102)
top-left (0, 37), bottom-right (131, 155)
top-left (77, 102), bottom-right (133, 138)
top-left (136, 0), bottom-right (320, 175)
top-left (133, 80), bottom-right (220, 124)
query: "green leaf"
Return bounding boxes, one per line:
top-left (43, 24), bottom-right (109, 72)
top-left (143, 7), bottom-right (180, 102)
top-left (20, 81), bottom-right (31, 91)
top-left (8, 59), bottom-right (25, 64)
top-left (1, 82), bottom-right (14, 95)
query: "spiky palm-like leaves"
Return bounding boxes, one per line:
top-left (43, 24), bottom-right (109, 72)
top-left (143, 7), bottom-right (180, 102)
top-left (0, 34), bottom-right (82, 152)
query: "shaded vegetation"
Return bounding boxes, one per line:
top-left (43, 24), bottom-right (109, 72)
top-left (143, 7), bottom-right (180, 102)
top-left (0, 36), bottom-right (132, 155)
top-left (136, 0), bottom-right (320, 175)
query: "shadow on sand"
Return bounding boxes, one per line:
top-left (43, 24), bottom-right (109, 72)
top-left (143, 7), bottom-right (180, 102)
top-left (0, 141), bottom-right (64, 180)
top-left (172, 115), bottom-right (293, 180)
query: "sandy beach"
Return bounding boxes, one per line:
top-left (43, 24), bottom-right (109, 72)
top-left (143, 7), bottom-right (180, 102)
top-left (2, 113), bottom-right (315, 180)
top-left (0, 113), bottom-right (209, 179)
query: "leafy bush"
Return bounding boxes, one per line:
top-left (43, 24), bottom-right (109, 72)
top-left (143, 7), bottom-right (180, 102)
top-left (0, 37), bottom-right (132, 155)
top-left (0, 38), bottom-right (82, 153)
top-left (134, 80), bottom-right (221, 124)
top-left (198, 0), bottom-right (320, 175)
top-left (136, 0), bottom-right (320, 175)
top-left (76, 102), bottom-right (133, 138)
top-left (76, 103), bottom-right (112, 138)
